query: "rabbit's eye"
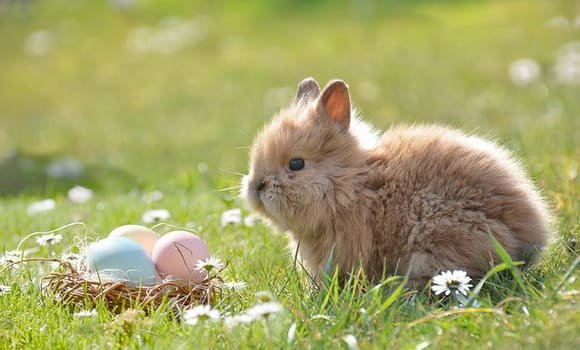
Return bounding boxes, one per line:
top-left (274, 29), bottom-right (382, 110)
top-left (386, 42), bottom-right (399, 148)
top-left (289, 158), bottom-right (305, 171)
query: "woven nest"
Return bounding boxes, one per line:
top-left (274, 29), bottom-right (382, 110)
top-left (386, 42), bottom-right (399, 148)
top-left (41, 260), bottom-right (224, 314)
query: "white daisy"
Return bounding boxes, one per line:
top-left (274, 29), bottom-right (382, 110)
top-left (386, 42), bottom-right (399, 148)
top-left (221, 208), bottom-right (242, 227)
top-left (223, 313), bottom-right (254, 329)
top-left (554, 42), bottom-right (580, 85)
top-left (508, 58), bottom-right (541, 87)
top-left (141, 209), bottom-right (171, 223)
top-left (23, 30), bottom-right (54, 57)
top-left (74, 309), bottom-right (97, 317)
top-left (221, 280), bottom-right (247, 290)
top-left (36, 233), bottom-right (64, 247)
top-left (183, 305), bottom-right (220, 325)
top-left (194, 256), bottom-right (225, 273)
top-left (431, 270), bottom-right (473, 296)
top-left (0, 250), bottom-right (23, 267)
top-left (245, 301), bottom-right (284, 320)
top-left (52, 252), bottom-right (84, 270)
top-left (0, 285), bottom-right (11, 296)
top-left (27, 199), bottom-right (56, 216)
top-left (68, 185), bottom-right (93, 203)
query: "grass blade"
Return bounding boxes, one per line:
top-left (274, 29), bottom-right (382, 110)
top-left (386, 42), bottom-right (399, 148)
top-left (372, 275), bottom-right (408, 319)
top-left (550, 256), bottom-right (580, 299)
top-left (489, 232), bottom-right (528, 297)
top-left (465, 262), bottom-right (511, 307)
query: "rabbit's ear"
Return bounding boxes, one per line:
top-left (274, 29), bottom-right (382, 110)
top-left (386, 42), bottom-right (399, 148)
top-left (294, 77), bottom-right (320, 104)
top-left (317, 80), bottom-right (351, 131)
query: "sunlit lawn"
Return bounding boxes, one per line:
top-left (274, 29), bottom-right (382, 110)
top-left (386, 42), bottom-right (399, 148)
top-left (0, 0), bottom-right (578, 348)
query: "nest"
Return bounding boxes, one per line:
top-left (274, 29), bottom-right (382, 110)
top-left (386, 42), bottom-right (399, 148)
top-left (41, 260), bottom-right (223, 314)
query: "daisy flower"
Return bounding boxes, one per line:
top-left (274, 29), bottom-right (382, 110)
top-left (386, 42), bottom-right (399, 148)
top-left (0, 285), bottom-right (11, 296)
top-left (431, 270), bottom-right (473, 296)
top-left (23, 30), bottom-right (54, 57)
top-left (67, 185), bottom-right (93, 203)
top-left (508, 58), bottom-right (541, 87)
top-left (74, 309), bottom-right (98, 317)
top-left (0, 250), bottom-right (23, 267)
top-left (221, 208), bottom-right (242, 227)
top-left (27, 199), bottom-right (55, 216)
top-left (194, 256), bottom-right (225, 273)
top-left (554, 42), bottom-right (580, 85)
top-left (223, 313), bottom-right (254, 329)
top-left (245, 301), bottom-right (284, 320)
top-left (142, 209), bottom-right (171, 223)
top-left (52, 252), bottom-right (84, 270)
top-left (221, 280), bottom-right (247, 290)
top-left (36, 233), bottom-right (63, 247)
top-left (183, 305), bottom-right (220, 325)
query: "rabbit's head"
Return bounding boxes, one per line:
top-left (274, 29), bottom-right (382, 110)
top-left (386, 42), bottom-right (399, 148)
top-left (242, 78), bottom-right (369, 235)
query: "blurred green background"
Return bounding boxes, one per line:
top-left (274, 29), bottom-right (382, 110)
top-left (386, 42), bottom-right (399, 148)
top-left (0, 0), bottom-right (578, 204)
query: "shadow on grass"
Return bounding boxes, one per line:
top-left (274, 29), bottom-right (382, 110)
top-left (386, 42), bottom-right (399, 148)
top-left (0, 149), bottom-right (137, 197)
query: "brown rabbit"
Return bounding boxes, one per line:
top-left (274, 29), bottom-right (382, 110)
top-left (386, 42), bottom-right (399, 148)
top-left (242, 77), bottom-right (551, 286)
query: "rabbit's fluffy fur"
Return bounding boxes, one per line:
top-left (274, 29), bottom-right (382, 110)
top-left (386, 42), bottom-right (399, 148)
top-left (242, 78), bottom-right (550, 286)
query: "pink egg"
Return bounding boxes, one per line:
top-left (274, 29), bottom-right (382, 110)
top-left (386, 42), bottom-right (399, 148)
top-left (151, 231), bottom-right (210, 282)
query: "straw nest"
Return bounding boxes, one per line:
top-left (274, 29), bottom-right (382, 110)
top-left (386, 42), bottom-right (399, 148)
top-left (41, 260), bottom-right (223, 314)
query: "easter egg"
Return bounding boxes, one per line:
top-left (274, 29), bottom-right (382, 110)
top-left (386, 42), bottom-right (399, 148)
top-left (151, 231), bottom-right (210, 282)
top-left (109, 224), bottom-right (159, 256)
top-left (87, 236), bottom-right (157, 285)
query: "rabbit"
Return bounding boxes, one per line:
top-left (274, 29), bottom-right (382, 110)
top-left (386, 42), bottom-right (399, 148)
top-left (242, 77), bottom-right (551, 286)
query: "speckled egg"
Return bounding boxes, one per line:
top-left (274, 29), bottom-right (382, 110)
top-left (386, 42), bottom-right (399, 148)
top-left (87, 236), bottom-right (157, 285)
top-left (108, 224), bottom-right (159, 256)
top-left (151, 231), bottom-right (210, 282)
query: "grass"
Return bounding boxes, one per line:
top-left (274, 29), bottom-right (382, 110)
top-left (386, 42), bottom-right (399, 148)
top-left (0, 0), bottom-right (578, 348)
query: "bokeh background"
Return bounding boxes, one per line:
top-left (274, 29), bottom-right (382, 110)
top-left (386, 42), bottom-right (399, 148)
top-left (0, 0), bottom-right (578, 219)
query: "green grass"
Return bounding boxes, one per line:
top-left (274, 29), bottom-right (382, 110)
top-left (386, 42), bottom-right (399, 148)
top-left (0, 0), bottom-right (578, 348)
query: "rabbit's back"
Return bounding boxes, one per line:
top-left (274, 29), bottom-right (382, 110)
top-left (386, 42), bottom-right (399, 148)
top-left (364, 125), bottom-right (550, 283)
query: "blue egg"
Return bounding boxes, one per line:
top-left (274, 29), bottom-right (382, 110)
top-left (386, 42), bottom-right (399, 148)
top-left (87, 236), bottom-right (157, 286)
